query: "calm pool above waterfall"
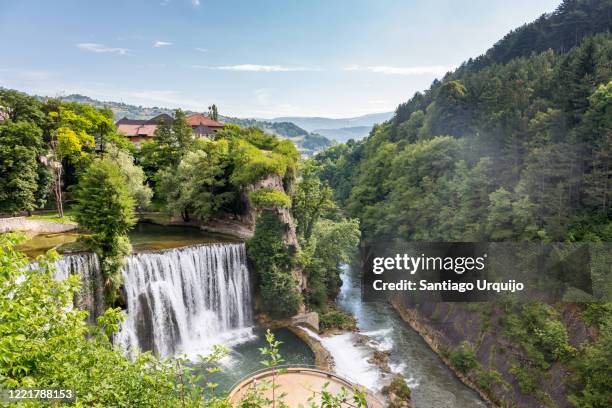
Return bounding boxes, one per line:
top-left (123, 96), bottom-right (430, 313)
top-left (18, 222), bottom-right (238, 257)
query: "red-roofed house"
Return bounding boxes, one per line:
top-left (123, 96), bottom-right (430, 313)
top-left (116, 113), bottom-right (224, 146)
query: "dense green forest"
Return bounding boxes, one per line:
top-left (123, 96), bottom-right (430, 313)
top-left (315, 0), bottom-right (611, 406)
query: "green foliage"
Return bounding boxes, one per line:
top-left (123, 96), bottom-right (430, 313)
top-left (157, 141), bottom-right (234, 222)
top-left (222, 117), bottom-right (332, 155)
top-left (249, 188), bottom-right (292, 209)
top-left (230, 138), bottom-right (295, 187)
top-left (569, 313), bottom-right (612, 408)
top-left (316, 34), bottom-right (612, 245)
top-left (507, 303), bottom-right (575, 365)
top-left (292, 160), bottom-right (335, 241)
top-left (73, 158), bottom-right (136, 303)
top-left (509, 364), bottom-right (541, 396)
top-left (74, 159), bottom-right (136, 240)
top-left (0, 88), bottom-right (46, 124)
top-left (319, 310), bottom-right (356, 331)
top-left (136, 109), bottom-right (196, 178)
top-left (104, 143), bottom-right (153, 212)
top-left (449, 342), bottom-right (478, 374)
top-left (475, 368), bottom-right (504, 393)
top-left (0, 121), bottom-right (45, 213)
top-left (301, 219), bottom-right (360, 310)
top-left (381, 375), bottom-right (412, 408)
top-left (247, 211), bottom-right (301, 317)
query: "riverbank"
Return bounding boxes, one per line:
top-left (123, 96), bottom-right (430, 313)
top-left (0, 215), bottom-right (77, 234)
top-left (333, 265), bottom-right (486, 408)
top-left (389, 299), bottom-right (498, 408)
top-left (140, 212), bottom-right (254, 240)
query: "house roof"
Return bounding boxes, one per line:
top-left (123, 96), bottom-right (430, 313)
top-left (186, 113), bottom-right (224, 127)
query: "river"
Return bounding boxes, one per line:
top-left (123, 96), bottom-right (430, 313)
top-left (321, 264), bottom-right (486, 408)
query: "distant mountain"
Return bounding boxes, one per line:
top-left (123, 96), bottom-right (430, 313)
top-left (220, 117), bottom-right (333, 156)
top-left (62, 94), bottom-right (179, 120)
top-left (60, 94), bottom-right (332, 156)
top-left (271, 112), bottom-right (393, 133)
top-left (313, 126), bottom-right (372, 143)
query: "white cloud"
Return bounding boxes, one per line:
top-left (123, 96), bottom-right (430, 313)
top-left (204, 64), bottom-right (317, 72)
top-left (195, 47), bottom-right (208, 53)
top-left (76, 43), bottom-right (128, 55)
top-left (154, 41), bottom-right (173, 48)
top-left (192, 0), bottom-right (200, 5)
top-left (343, 65), bottom-right (453, 76)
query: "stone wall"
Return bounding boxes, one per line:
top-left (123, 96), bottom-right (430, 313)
top-left (0, 216), bottom-right (77, 234)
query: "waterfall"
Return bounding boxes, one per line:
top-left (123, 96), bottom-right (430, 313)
top-left (31, 253), bottom-right (105, 324)
top-left (115, 243), bottom-right (253, 358)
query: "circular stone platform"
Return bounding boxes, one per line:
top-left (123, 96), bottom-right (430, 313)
top-left (228, 366), bottom-right (384, 407)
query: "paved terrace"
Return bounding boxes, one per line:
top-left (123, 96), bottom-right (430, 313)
top-left (228, 366), bottom-right (385, 408)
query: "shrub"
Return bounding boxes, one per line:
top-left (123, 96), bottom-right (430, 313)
top-left (449, 341), bottom-right (478, 374)
top-left (249, 188), bottom-right (292, 209)
top-left (319, 310), bottom-right (356, 331)
top-left (381, 375), bottom-right (411, 408)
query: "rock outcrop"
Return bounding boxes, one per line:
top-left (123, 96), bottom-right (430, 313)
top-left (242, 174), bottom-right (307, 294)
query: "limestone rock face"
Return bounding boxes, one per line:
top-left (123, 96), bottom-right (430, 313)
top-left (242, 175), bottom-right (299, 247)
top-left (243, 174), bottom-right (306, 292)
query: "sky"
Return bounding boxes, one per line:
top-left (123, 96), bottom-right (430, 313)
top-left (0, 0), bottom-right (561, 119)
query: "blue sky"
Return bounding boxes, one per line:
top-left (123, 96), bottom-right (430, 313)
top-left (0, 0), bottom-right (561, 118)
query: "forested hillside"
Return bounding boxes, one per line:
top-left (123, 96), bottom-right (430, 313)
top-left (315, 0), bottom-right (611, 406)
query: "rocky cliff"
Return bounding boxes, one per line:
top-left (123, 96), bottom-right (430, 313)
top-left (242, 174), bottom-right (307, 294)
top-left (390, 298), bottom-right (592, 408)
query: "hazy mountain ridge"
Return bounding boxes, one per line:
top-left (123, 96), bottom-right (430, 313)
top-left (313, 126), bottom-right (372, 142)
top-left (272, 112), bottom-right (393, 133)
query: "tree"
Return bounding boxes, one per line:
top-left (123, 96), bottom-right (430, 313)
top-left (208, 104), bottom-right (219, 121)
top-left (137, 109), bottom-right (196, 179)
top-left (302, 218), bottom-right (360, 310)
top-left (104, 143), bottom-right (153, 212)
top-left (0, 121), bottom-right (44, 213)
top-left (0, 88), bottom-right (46, 124)
top-left (73, 159), bottom-right (136, 303)
top-left (292, 161), bottom-right (334, 241)
top-left (157, 141), bottom-right (234, 222)
top-left (247, 211), bottom-right (301, 318)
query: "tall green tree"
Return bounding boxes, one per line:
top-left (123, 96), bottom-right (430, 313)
top-left (73, 159), bottom-right (136, 303)
top-left (292, 161), bottom-right (334, 241)
top-left (157, 140), bottom-right (234, 222)
top-left (0, 121), bottom-right (45, 213)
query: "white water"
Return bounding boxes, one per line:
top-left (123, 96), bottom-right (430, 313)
top-left (333, 265), bottom-right (486, 408)
top-left (115, 243), bottom-right (254, 358)
top-left (303, 327), bottom-right (382, 391)
top-left (32, 253), bottom-right (105, 323)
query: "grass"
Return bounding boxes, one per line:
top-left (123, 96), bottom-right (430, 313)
top-left (27, 209), bottom-right (77, 224)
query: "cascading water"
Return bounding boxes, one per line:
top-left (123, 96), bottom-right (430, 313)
top-left (31, 252), bottom-right (105, 324)
top-left (115, 243), bottom-right (253, 358)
